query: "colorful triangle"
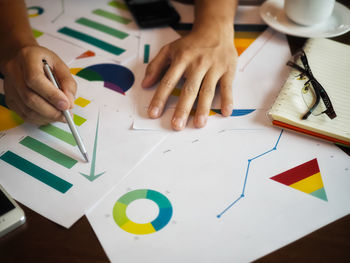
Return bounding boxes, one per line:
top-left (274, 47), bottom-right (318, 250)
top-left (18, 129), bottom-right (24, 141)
top-left (270, 158), bottom-right (328, 201)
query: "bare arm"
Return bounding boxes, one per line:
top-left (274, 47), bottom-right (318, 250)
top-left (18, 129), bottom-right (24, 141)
top-left (0, 0), bottom-right (76, 125)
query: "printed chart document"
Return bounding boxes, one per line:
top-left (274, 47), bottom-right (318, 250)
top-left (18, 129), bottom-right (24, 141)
top-left (87, 127), bottom-right (350, 262)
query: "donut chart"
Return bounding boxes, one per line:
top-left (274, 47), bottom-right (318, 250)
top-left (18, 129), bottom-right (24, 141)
top-left (113, 189), bottom-right (173, 235)
top-left (28, 6), bottom-right (44, 17)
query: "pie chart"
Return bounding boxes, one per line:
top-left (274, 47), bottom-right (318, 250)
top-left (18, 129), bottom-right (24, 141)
top-left (70, 63), bottom-right (134, 95)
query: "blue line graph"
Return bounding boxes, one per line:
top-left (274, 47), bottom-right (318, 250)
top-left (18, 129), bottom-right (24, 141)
top-left (217, 129), bottom-right (284, 218)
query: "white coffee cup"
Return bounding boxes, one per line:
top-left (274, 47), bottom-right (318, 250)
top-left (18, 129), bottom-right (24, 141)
top-left (284, 0), bottom-right (335, 26)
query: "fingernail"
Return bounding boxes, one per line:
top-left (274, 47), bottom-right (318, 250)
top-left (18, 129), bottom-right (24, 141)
top-left (172, 117), bottom-right (184, 130)
top-left (142, 76), bottom-right (150, 88)
top-left (57, 100), bottom-right (68, 110)
top-left (148, 106), bottom-right (160, 118)
top-left (196, 115), bottom-right (207, 127)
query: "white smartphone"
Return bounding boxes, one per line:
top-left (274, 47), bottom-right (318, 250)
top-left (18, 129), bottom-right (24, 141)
top-left (0, 184), bottom-right (25, 238)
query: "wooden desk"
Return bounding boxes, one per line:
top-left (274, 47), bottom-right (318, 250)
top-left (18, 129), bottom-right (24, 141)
top-left (1, 1), bottom-right (350, 262)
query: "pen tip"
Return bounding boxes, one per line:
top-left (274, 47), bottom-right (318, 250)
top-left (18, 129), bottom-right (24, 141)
top-left (83, 153), bottom-right (89, 163)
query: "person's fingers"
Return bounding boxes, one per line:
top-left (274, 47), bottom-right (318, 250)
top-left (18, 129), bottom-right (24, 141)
top-left (21, 55), bottom-right (70, 112)
top-left (51, 57), bottom-right (77, 109)
top-left (4, 82), bottom-right (60, 125)
top-left (148, 61), bottom-right (187, 118)
top-left (142, 45), bottom-right (171, 89)
top-left (171, 67), bottom-right (207, 131)
top-left (219, 69), bottom-right (235, 117)
top-left (194, 70), bottom-right (220, 128)
top-left (9, 70), bottom-right (66, 123)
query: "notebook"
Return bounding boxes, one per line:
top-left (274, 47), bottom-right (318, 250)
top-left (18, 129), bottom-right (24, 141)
top-left (268, 38), bottom-right (350, 147)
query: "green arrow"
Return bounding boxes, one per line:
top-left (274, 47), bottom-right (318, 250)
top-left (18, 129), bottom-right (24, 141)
top-left (80, 111), bottom-right (105, 181)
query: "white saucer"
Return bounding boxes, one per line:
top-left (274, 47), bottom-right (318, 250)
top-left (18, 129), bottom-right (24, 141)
top-left (259, 0), bottom-right (350, 38)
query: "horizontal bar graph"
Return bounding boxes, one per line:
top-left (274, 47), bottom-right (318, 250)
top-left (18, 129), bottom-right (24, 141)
top-left (0, 151), bottom-right (73, 194)
top-left (73, 114), bottom-right (87, 126)
top-left (76, 17), bottom-right (128, 39)
top-left (58, 27), bottom-right (125, 56)
top-left (93, 9), bottom-right (131, 25)
top-left (39, 124), bottom-right (77, 146)
top-left (20, 136), bottom-right (77, 169)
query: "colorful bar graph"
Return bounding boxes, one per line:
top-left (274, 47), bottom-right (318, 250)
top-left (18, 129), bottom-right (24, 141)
top-left (74, 97), bottom-right (91, 107)
top-left (76, 17), bottom-right (128, 39)
top-left (73, 114), bottom-right (87, 126)
top-left (19, 136), bottom-right (77, 169)
top-left (108, 1), bottom-right (128, 10)
top-left (144, 44), bottom-right (150, 63)
top-left (92, 9), bottom-right (131, 25)
top-left (0, 151), bottom-right (73, 194)
top-left (39, 124), bottom-right (76, 146)
top-left (58, 27), bottom-right (125, 56)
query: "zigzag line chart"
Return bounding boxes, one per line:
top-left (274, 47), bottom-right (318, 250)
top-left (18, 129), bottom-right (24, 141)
top-left (217, 129), bottom-right (284, 218)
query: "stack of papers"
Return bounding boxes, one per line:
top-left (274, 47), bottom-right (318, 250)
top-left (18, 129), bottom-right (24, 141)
top-left (0, 1), bottom-right (349, 262)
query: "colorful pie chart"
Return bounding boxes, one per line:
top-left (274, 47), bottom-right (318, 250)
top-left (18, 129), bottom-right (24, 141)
top-left (70, 63), bottom-right (134, 95)
top-left (113, 189), bottom-right (173, 235)
top-left (0, 94), bottom-right (24, 131)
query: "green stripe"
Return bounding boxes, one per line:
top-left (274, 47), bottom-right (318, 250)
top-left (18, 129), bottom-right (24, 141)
top-left (58, 27), bottom-right (125, 56)
top-left (93, 9), bottom-right (131, 25)
top-left (0, 151), bottom-right (73, 194)
top-left (39, 124), bottom-right (77, 146)
top-left (20, 136), bottom-right (77, 169)
top-left (73, 114), bottom-right (87, 126)
top-left (144, 44), bottom-right (150, 63)
top-left (32, 28), bottom-right (43, 38)
top-left (76, 17), bottom-right (128, 39)
top-left (108, 1), bottom-right (128, 10)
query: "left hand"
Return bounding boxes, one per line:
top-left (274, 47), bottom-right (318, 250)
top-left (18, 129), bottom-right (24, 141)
top-left (142, 27), bottom-right (238, 130)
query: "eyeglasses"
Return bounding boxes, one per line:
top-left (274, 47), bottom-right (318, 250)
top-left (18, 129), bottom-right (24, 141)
top-left (287, 49), bottom-right (337, 120)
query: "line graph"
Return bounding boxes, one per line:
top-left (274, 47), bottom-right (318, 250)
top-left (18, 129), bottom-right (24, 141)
top-left (217, 129), bottom-right (283, 218)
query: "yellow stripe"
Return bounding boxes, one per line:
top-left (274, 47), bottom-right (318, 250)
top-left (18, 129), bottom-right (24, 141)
top-left (290, 172), bottom-right (324, 194)
top-left (121, 220), bottom-right (156, 235)
top-left (234, 38), bottom-right (256, 48)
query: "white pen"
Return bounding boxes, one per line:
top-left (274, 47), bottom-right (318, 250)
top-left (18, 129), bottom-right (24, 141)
top-left (42, 59), bottom-right (89, 162)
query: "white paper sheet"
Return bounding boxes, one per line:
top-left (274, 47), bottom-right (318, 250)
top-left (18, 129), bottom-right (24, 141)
top-left (27, 0), bottom-right (141, 63)
top-left (133, 28), bottom-right (291, 131)
top-left (87, 127), bottom-right (350, 263)
top-left (0, 76), bottom-right (167, 228)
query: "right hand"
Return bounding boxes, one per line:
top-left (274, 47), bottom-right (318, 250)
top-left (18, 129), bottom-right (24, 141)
top-left (1, 45), bottom-right (77, 125)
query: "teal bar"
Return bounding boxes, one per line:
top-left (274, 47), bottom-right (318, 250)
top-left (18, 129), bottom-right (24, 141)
top-left (92, 9), bottom-right (131, 25)
top-left (76, 17), bottom-right (128, 39)
top-left (20, 136), bottom-right (77, 169)
top-left (39, 124), bottom-right (76, 146)
top-left (144, 44), bottom-right (150, 63)
top-left (0, 151), bottom-right (73, 194)
top-left (58, 27), bottom-right (125, 56)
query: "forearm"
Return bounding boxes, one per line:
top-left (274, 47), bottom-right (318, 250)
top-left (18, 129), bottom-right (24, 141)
top-left (192, 0), bottom-right (238, 38)
top-left (0, 0), bottom-right (38, 71)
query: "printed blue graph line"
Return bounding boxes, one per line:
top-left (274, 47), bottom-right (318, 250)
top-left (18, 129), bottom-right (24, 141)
top-left (217, 129), bottom-right (283, 218)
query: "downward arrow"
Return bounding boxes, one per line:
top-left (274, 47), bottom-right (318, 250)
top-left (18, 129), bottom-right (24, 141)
top-left (80, 111), bottom-right (105, 181)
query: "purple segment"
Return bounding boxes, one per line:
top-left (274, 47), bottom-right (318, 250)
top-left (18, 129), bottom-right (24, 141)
top-left (104, 82), bottom-right (125, 95)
